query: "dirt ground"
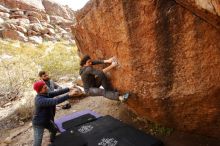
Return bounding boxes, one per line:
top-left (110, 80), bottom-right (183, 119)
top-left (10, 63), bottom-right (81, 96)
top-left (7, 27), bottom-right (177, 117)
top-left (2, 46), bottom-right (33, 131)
top-left (0, 96), bottom-right (219, 146)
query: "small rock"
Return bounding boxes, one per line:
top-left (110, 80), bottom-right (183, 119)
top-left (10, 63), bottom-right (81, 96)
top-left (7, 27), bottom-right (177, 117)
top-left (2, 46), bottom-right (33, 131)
top-left (29, 36), bottom-right (43, 44)
top-left (0, 5), bottom-right (10, 13)
top-left (2, 29), bottom-right (28, 41)
top-left (16, 25), bottom-right (27, 34)
top-left (3, 102), bottom-right (12, 107)
top-left (28, 16), bottom-right (40, 23)
top-left (19, 121), bottom-right (25, 126)
top-left (59, 76), bottom-right (71, 82)
top-left (4, 137), bottom-right (12, 144)
top-left (27, 30), bottom-right (39, 36)
top-left (14, 116), bottom-right (19, 121)
top-left (0, 12), bottom-right (10, 19)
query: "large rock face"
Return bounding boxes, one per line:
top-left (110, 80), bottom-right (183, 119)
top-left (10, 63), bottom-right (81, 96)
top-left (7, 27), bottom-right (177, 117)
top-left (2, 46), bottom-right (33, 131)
top-left (73, 0), bottom-right (220, 138)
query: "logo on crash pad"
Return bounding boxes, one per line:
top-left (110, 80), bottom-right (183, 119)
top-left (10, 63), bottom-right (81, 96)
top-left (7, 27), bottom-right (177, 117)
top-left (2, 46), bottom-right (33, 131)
top-left (78, 125), bottom-right (93, 133)
top-left (98, 138), bottom-right (118, 146)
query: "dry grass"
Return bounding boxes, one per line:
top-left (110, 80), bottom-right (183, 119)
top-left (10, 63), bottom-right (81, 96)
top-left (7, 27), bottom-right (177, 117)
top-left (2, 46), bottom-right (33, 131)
top-left (14, 95), bottom-right (35, 121)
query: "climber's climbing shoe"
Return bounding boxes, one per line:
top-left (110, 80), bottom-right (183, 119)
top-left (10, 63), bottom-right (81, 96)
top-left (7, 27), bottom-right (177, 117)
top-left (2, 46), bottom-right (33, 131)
top-left (119, 92), bottom-right (129, 102)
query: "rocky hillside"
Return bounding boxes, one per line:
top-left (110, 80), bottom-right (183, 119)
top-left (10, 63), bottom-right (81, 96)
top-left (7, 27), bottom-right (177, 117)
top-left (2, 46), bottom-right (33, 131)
top-left (72, 0), bottom-right (220, 138)
top-left (0, 0), bottom-right (75, 44)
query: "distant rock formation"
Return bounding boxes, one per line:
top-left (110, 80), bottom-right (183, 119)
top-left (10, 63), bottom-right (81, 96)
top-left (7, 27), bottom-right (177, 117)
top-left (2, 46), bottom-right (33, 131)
top-left (0, 0), bottom-right (45, 11)
top-left (0, 0), bottom-right (75, 43)
top-left (72, 0), bottom-right (220, 138)
top-left (42, 0), bottom-right (75, 20)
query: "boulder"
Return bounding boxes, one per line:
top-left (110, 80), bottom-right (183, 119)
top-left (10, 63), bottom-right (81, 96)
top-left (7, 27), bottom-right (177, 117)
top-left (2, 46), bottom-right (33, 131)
top-left (17, 18), bottom-right (30, 28)
top-left (43, 33), bottom-right (55, 41)
top-left (28, 36), bottom-right (43, 44)
top-left (19, 18), bottom-right (30, 24)
top-left (0, 17), bottom-right (4, 25)
top-left (0, 4), bottom-right (9, 13)
top-left (30, 23), bottom-right (43, 32)
top-left (4, 18), bottom-right (29, 25)
top-left (0, 0), bottom-right (45, 11)
top-left (10, 9), bottom-right (24, 15)
top-left (0, 12), bottom-right (10, 19)
top-left (28, 16), bottom-right (40, 23)
top-left (54, 33), bottom-right (61, 40)
top-left (62, 33), bottom-right (72, 40)
top-left (41, 27), bottom-right (49, 34)
top-left (15, 25), bottom-right (27, 34)
top-left (41, 22), bottom-right (53, 29)
top-left (4, 23), bottom-right (17, 30)
top-left (9, 14), bottom-right (27, 19)
top-left (27, 29), bottom-right (38, 36)
top-left (25, 10), bottom-right (45, 21)
top-left (54, 25), bottom-right (65, 32)
top-left (2, 29), bottom-right (27, 41)
top-left (47, 28), bottom-right (55, 35)
top-left (4, 19), bottom-right (19, 25)
top-left (42, 0), bottom-right (75, 20)
top-left (50, 15), bottom-right (66, 24)
top-left (72, 0), bottom-right (220, 138)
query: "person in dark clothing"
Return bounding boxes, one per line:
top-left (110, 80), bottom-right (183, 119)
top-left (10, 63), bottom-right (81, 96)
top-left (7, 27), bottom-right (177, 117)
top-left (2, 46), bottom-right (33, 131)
top-left (38, 71), bottom-right (63, 122)
top-left (38, 71), bottom-right (61, 92)
top-left (32, 80), bottom-right (77, 146)
top-left (79, 55), bottom-right (129, 101)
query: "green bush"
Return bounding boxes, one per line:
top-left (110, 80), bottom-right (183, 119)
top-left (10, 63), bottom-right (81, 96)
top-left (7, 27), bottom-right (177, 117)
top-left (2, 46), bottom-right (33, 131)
top-left (148, 122), bottom-right (174, 136)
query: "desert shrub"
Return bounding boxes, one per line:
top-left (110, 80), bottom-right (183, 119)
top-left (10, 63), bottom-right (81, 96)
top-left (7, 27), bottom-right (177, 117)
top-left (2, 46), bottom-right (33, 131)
top-left (0, 39), bottom-right (80, 104)
top-left (38, 41), bottom-right (80, 80)
top-left (148, 122), bottom-right (174, 136)
top-left (14, 94), bottom-right (35, 121)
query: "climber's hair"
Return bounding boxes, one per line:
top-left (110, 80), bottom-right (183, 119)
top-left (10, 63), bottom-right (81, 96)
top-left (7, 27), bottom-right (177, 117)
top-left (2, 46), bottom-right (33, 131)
top-left (38, 71), bottom-right (46, 77)
top-left (80, 55), bottom-right (91, 66)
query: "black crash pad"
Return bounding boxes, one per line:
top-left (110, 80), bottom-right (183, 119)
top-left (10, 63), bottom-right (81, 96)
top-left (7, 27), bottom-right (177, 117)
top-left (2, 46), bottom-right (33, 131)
top-left (54, 115), bottom-right (163, 146)
top-left (62, 114), bottom-right (97, 130)
top-left (54, 130), bottom-right (87, 146)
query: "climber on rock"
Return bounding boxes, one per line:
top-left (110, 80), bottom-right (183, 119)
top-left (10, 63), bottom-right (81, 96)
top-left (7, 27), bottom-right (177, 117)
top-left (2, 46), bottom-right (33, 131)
top-left (79, 55), bottom-right (129, 102)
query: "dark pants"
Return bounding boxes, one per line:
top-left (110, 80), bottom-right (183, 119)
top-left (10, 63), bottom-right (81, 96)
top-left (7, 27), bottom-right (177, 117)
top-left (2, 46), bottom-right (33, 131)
top-left (33, 121), bottom-right (57, 146)
top-left (86, 74), bottom-right (119, 100)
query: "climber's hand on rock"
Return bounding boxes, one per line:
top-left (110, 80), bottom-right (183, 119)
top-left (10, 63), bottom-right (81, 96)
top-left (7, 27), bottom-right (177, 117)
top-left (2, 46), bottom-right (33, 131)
top-left (105, 56), bottom-right (116, 63)
top-left (111, 60), bottom-right (118, 67)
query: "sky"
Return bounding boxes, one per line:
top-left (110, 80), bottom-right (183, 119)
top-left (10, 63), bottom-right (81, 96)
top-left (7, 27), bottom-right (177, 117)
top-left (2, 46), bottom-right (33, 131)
top-left (53, 0), bottom-right (89, 10)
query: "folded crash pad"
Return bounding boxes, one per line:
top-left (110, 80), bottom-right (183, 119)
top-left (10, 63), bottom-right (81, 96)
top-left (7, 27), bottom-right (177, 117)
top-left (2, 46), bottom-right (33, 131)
top-left (54, 110), bottom-right (101, 132)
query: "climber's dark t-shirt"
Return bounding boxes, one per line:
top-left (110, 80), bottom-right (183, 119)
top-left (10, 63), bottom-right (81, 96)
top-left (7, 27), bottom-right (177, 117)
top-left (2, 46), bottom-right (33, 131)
top-left (79, 60), bottom-right (105, 92)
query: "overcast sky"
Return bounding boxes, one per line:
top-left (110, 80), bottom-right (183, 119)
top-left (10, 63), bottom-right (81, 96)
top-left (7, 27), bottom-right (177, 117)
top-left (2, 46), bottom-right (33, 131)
top-left (53, 0), bottom-right (89, 10)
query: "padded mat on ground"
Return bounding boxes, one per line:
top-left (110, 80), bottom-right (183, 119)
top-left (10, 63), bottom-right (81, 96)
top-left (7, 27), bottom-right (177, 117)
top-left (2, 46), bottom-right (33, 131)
top-left (55, 110), bottom-right (101, 132)
top-left (54, 131), bottom-right (87, 146)
top-left (54, 115), bottom-right (163, 146)
top-left (62, 114), bottom-right (97, 130)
